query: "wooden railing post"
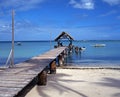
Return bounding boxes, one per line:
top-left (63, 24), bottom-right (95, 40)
top-left (58, 53), bottom-right (64, 67)
top-left (50, 60), bottom-right (56, 74)
top-left (37, 70), bottom-right (47, 85)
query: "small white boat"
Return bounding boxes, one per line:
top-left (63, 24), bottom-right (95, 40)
top-left (80, 47), bottom-right (86, 51)
top-left (16, 42), bottom-right (22, 46)
top-left (92, 44), bottom-right (106, 47)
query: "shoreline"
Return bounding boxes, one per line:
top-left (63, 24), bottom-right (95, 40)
top-left (25, 67), bottom-right (120, 97)
top-left (61, 66), bottom-right (120, 69)
top-left (64, 63), bottom-right (120, 67)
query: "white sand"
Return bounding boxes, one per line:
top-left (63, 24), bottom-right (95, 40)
top-left (25, 69), bottom-right (120, 97)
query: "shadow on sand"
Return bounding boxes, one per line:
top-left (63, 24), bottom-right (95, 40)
top-left (36, 72), bottom-right (88, 97)
top-left (94, 77), bottom-right (120, 89)
top-left (93, 77), bottom-right (120, 97)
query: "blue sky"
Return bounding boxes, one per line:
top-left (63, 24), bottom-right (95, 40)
top-left (0, 0), bottom-right (120, 41)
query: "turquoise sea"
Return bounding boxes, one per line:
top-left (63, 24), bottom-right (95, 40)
top-left (0, 40), bottom-right (120, 67)
top-left (65, 40), bottom-right (120, 67)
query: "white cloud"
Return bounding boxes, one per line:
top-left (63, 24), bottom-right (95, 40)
top-left (0, 0), bottom-right (44, 11)
top-left (0, 20), bottom-right (11, 34)
top-left (99, 10), bottom-right (117, 17)
top-left (103, 0), bottom-right (120, 5)
top-left (69, 0), bottom-right (94, 10)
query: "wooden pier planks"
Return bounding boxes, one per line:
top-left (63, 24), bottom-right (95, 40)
top-left (0, 47), bottom-right (66, 97)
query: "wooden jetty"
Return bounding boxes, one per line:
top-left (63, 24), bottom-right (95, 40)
top-left (0, 47), bottom-right (66, 97)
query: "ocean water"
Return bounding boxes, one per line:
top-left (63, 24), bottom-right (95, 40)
top-left (65, 40), bottom-right (120, 67)
top-left (0, 41), bottom-right (53, 66)
top-left (0, 40), bottom-right (120, 67)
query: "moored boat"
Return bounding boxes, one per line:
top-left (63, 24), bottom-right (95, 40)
top-left (16, 42), bottom-right (22, 46)
top-left (92, 44), bottom-right (106, 47)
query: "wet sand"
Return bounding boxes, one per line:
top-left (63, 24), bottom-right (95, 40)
top-left (25, 68), bottom-right (120, 97)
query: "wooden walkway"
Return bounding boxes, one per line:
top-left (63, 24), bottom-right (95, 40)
top-left (0, 47), bottom-right (66, 97)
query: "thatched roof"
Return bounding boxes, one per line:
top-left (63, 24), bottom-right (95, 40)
top-left (54, 32), bottom-right (74, 41)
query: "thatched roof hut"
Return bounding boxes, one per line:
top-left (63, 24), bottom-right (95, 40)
top-left (55, 32), bottom-right (74, 41)
top-left (54, 31), bottom-right (74, 47)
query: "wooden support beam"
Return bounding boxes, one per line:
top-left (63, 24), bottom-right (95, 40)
top-left (11, 10), bottom-right (15, 67)
top-left (50, 60), bottom-right (56, 74)
top-left (58, 53), bottom-right (64, 67)
top-left (37, 70), bottom-right (47, 85)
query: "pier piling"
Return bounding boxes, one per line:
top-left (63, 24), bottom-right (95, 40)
top-left (50, 60), bottom-right (56, 74)
top-left (37, 70), bottom-right (47, 85)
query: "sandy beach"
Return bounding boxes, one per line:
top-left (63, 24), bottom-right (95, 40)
top-left (25, 68), bottom-right (120, 97)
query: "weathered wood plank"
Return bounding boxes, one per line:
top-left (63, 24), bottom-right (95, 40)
top-left (0, 75), bottom-right (35, 80)
top-left (0, 78), bottom-right (31, 82)
top-left (0, 66), bottom-right (43, 75)
top-left (0, 83), bottom-right (25, 88)
top-left (0, 87), bottom-right (21, 97)
top-left (0, 87), bottom-right (21, 94)
top-left (0, 94), bottom-right (13, 97)
top-left (0, 80), bottom-right (30, 84)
